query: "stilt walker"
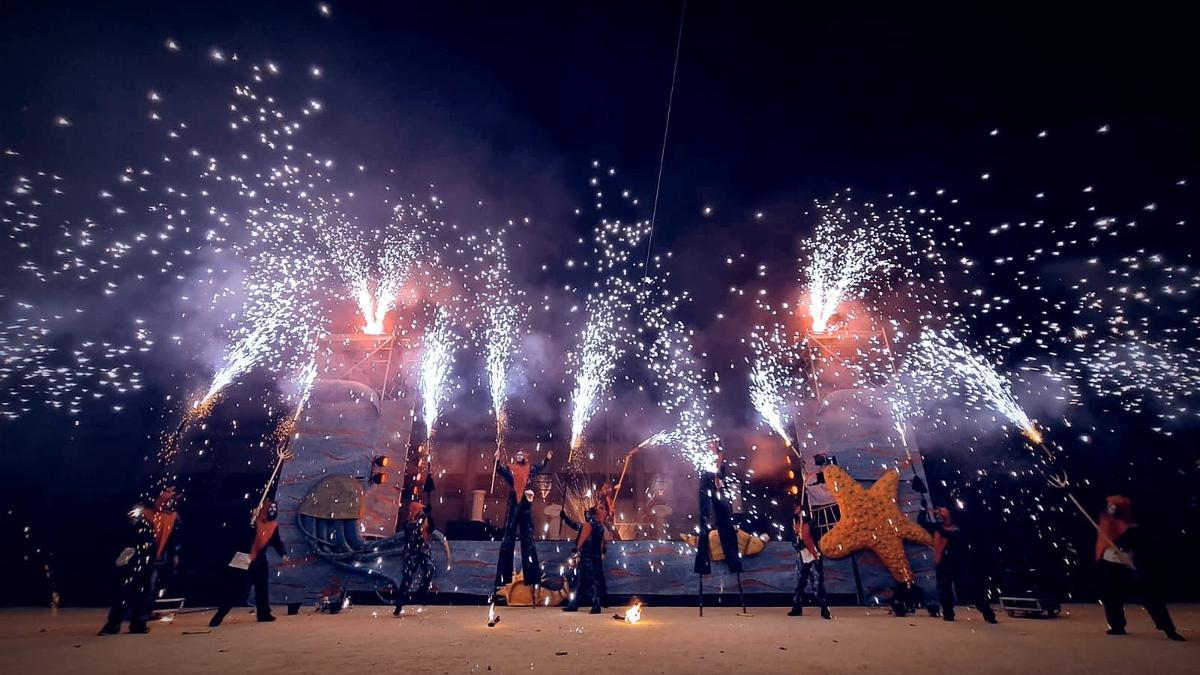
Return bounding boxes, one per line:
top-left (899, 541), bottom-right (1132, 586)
top-left (693, 440), bottom-right (746, 615)
top-left (492, 446), bottom-right (553, 605)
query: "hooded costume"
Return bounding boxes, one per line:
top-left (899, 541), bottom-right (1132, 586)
top-left (494, 452), bottom-right (550, 587)
top-left (694, 456), bottom-right (742, 575)
top-left (561, 508), bottom-right (606, 613)
top-left (210, 502), bottom-right (286, 627)
top-left (99, 506), bottom-right (157, 635)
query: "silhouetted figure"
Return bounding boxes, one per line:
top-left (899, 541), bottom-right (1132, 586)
top-left (932, 506), bottom-right (996, 623)
top-left (789, 502), bottom-right (831, 619)
top-left (210, 501), bottom-right (286, 627)
top-left (694, 442), bottom-right (741, 576)
top-left (394, 501), bottom-right (441, 615)
top-left (98, 504), bottom-right (156, 635)
top-left (145, 487), bottom-right (183, 612)
top-left (1096, 496), bottom-right (1184, 641)
top-left (562, 506), bottom-right (607, 614)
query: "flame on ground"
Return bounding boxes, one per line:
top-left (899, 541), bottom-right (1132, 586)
top-left (624, 601), bottom-right (642, 624)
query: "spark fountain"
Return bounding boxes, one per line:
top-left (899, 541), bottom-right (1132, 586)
top-left (801, 201), bottom-right (909, 334)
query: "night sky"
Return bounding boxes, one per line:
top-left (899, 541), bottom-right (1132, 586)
top-left (1, 2), bottom-right (1197, 604)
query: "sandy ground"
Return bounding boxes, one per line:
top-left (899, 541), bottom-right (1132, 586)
top-left (1, 603), bottom-right (1195, 675)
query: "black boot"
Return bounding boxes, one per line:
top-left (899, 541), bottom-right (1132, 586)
top-left (821, 607), bottom-right (832, 620)
top-left (787, 607), bottom-right (803, 617)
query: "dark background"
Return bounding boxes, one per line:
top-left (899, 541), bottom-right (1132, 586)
top-left (1, 2), bottom-right (1197, 606)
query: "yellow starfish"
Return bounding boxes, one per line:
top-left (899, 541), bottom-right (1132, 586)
top-left (818, 465), bottom-right (932, 584)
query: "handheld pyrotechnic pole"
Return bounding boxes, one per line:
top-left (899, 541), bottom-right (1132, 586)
top-left (489, 407), bottom-right (506, 494)
top-left (251, 409), bottom-right (301, 526)
top-left (610, 446), bottom-right (641, 510)
top-left (1026, 431), bottom-right (1128, 563)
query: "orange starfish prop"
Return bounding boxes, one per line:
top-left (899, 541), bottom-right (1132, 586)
top-left (819, 465), bottom-right (932, 584)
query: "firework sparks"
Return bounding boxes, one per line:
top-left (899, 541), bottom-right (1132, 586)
top-left (748, 324), bottom-right (804, 446)
top-left (419, 307), bottom-right (457, 441)
top-left (898, 329), bottom-right (1040, 442)
top-left (476, 229), bottom-right (524, 433)
top-left (643, 299), bottom-right (718, 473)
top-left (801, 201), bottom-right (909, 333)
top-left (321, 203), bottom-right (427, 335)
top-left (568, 297), bottom-right (619, 456)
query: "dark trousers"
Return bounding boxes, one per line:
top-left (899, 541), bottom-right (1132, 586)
top-left (567, 556), bottom-right (604, 611)
top-left (890, 583), bottom-right (925, 616)
top-left (395, 553), bottom-right (434, 609)
top-left (695, 489), bottom-right (742, 574)
top-left (102, 573), bottom-right (151, 632)
top-left (792, 556), bottom-right (827, 611)
top-left (1099, 560), bottom-right (1175, 633)
top-left (936, 562), bottom-right (995, 621)
top-left (495, 499), bottom-right (539, 586)
top-left (212, 556), bottom-right (272, 624)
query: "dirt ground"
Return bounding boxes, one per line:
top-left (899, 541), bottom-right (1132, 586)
top-left (1, 603), bottom-right (1195, 675)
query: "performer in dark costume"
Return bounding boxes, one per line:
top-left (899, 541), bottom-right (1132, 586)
top-left (210, 501), bottom-right (286, 627)
top-left (98, 504), bottom-right (157, 635)
top-left (393, 501), bottom-right (439, 615)
top-left (789, 502), bottom-right (831, 619)
top-left (1096, 496), bottom-right (1184, 641)
top-left (694, 442), bottom-right (742, 576)
top-left (493, 447), bottom-right (552, 594)
top-left (561, 505), bottom-right (607, 613)
top-left (145, 487), bottom-right (183, 613)
top-left (694, 441), bottom-right (746, 615)
top-left (932, 506), bottom-right (996, 623)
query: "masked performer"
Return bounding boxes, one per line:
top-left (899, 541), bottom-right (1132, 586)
top-left (493, 447), bottom-right (553, 595)
top-left (98, 504), bottom-right (157, 635)
top-left (1096, 496), bottom-right (1184, 641)
top-left (789, 502), bottom-right (831, 619)
top-left (694, 441), bottom-right (742, 576)
top-left (931, 506), bottom-right (996, 623)
top-left (561, 505), bottom-right (607, 613)
top-left (210, 501), bottom-right (286, 627)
